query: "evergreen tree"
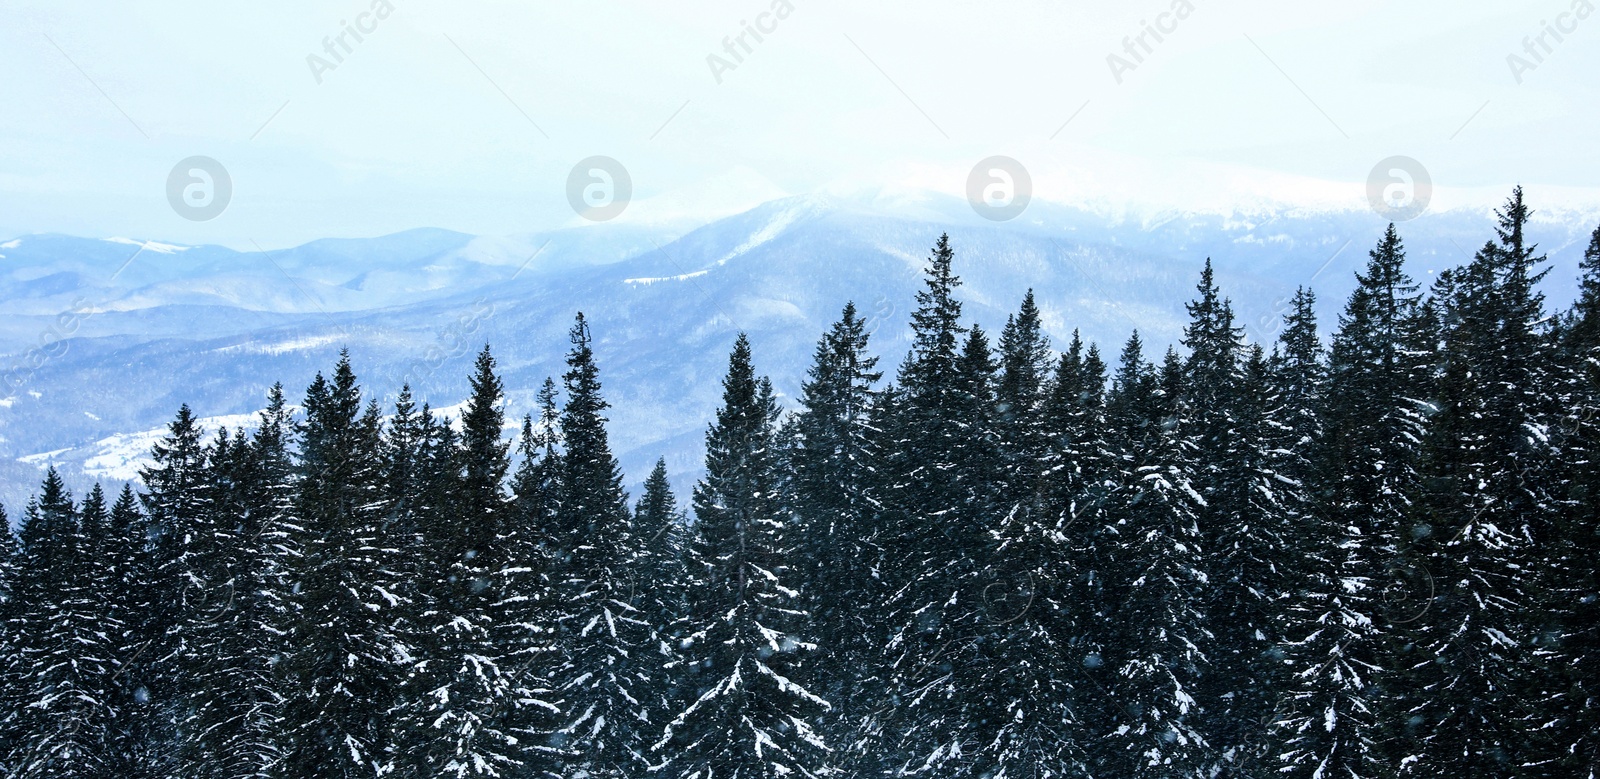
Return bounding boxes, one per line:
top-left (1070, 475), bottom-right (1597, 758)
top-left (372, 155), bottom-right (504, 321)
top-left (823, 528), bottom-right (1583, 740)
top-left (1178, 262), bottom-right (1296, 772)
top-left (1272, 230), bottom-right (1430, 776)
top-left (985, 310), bottom-right (1097, 774)
top-left (1037, 334), bottom-right (1114, 693)
top-left (551, 314), bottom-right (652, 778)
top-left (1266, 286), bottom-right (1393, 779)
top-left (104, 483), bottom-right (162, 779)
top-left (383, 384), bottom-right (428, 558)
top-left (1566, 223), bottom-right (1600, 349)
top-left (496, 381), bottom-right (567, 773)
top-left (400, 346), bottom-right (526, 778)
top-left (1398, 189), bottom-right (1557, 775)
top-left (0, 504), bottom-right (10, 595)
top-left (392, 400), bottom-right (467, 771)
top-left (633, 457), bottom-right (688, 720)
top-left (786, 302), bottom-right (884, 772)
top-left (5, 471), bottom-right (118, 777)
top-left (1090, 334), bottom-right (1211, 778)
top-left (994, 290), bottom-right (1054, 504)
top-left (660, 334), bottom-right (831, 778)
top-left (633, 459), bottom-right (686, 603)
top-left (0, 499), bottom-right (16, 770)
top-left (274, 356), bottom-right (406, 778)
top-left (952, 325), bottom-right (1001, 536)
top-left (168, 423), bottom-right (282, 779)
top-left (1271, 287), bottom-right (1324, 479)
top-left (136, 404), bottom-right (211, 772)
top-left (1550, 223), bottom-right (1600, 776)
top-left (510, 378), bottom-right (563, 550)
top-left (875, 235), bottom-right (997, 776)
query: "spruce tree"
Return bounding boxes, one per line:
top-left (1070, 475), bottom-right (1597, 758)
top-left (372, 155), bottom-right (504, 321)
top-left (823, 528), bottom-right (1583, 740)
top-left (985, 309), bottom-right (1097, 775)
top-left (1037, 334), bottom-right (1114, 690)
top-left (1091, 334), bottom-right (1210, 778)
top-left (1565, 223), bottom-right (1600, 349)
top-left (496, 383), bottom-right (566, 773)
top-left (633, 456), bottom-right (688, 723)
top-left (104, 483), bottom-right (162, 779)
top-left (994, 290), bottom-right (1054, 504)
top-left (633, 459), bottom-right (685, 604)
top-left (400, 346), bottom-right (525, 778)
top-left (551, 314), bottom-right (651, 778)
top-left (393, 400), bottom-right (466, 772)
top-left (5, 471), bottom-right (119, 777)
top-left (659, 334), bottom-right (831, 778)
top-left (1398, 189), bottom-right (1556, 775)
top-left (1266, 287), bottom-right (1394, 779)
top-left (952, 324), bottom-right (1001, 537)
top-left (876, 235), bottom-right (993, 776)
top-left (1271, 287), bottom-right (1324, 478)
top-left (167, 424), bottom-right (282, 779)
top-left (1178, 262), bottom-right (1295, 771)
top-left (1273, 228), bottom-right (1430, 776)
top-left (786, 302), bottom-right (884, 771)
top-left (1550, 223), bottom-right (1600, 776)
top-left (274, 356), bottom-right (406, 778)
top-left (509, 378), bottom-right (563, 544)
top-left (139, 404), bottom-right (211, 753)
top-left (0, 500), bottom-right (14, 772)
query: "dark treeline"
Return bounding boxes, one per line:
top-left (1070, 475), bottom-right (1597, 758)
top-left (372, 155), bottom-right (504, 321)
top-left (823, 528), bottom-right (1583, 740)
top-left (3, 187), bottom-right (1599, 778)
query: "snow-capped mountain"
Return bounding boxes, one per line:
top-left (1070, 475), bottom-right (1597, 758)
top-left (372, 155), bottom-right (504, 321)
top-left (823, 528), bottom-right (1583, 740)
top-left (3, 191), bottom-right (1597, 509)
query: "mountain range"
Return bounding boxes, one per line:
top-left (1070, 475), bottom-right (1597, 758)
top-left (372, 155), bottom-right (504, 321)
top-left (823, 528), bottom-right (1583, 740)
top-left (4, 190), bottom-right (1598, 510)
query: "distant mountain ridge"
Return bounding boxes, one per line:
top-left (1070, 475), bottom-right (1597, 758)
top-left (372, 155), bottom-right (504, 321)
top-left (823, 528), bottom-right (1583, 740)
top-left (4, 191), bottom-right (1598, 509)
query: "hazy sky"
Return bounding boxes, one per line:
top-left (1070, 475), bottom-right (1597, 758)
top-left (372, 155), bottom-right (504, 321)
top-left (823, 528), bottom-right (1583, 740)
top-left (2, 0), bottom-right (1597, 247)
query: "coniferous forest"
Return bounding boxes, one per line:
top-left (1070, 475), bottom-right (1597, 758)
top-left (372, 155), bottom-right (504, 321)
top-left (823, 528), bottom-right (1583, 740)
top-left (6, 187), bottom-right (1600, 779)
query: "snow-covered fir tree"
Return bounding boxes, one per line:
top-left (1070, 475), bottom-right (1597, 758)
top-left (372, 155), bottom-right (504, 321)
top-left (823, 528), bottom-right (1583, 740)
top-left (273, 356), bottom-right (407, 778)
top-left (550, 314), bottom-right (654, 778)
top-left (496, 380), bottom-right (567, 773)
top-left (659, 334), bottom-right (831, 779)
top-left (168, 418), bottom-right (284, 779)
top-left (875, 235), bottom-right (997, 777)
top-left (1268, 237), bottom-right (1420, 778)
top-left (1549, 222), bottom-right (1600, 777)
top-left (0, 499), bottom-right (14, 765)
top-left (632, 456), bottom-right (689, 734)
top-left (4, 471), bottom-right (119, 777)
top-left (785, 302), bottom-right (884, 774)
top-left (1178, 261), bottom-right (1299, 772)
top-left (397, 346), bottom-right (534, 777)
top-left (138, 404), bottom-right (213, 773)
top-left (983, 297), bottom-right (1094, 778)
top-left (1397, 188), bottom-right (1558, 775)
top-left (1091, 334), bottom-right (1211, 779)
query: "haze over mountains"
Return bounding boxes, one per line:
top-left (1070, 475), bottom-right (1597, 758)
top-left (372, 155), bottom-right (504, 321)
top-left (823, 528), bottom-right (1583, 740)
top-left (4, 188), bottom-right (1598, 509)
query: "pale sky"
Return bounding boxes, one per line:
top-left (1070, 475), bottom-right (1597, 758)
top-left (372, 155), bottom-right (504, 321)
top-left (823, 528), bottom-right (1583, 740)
top-left (2, 0), bottom-right (1597, 248)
